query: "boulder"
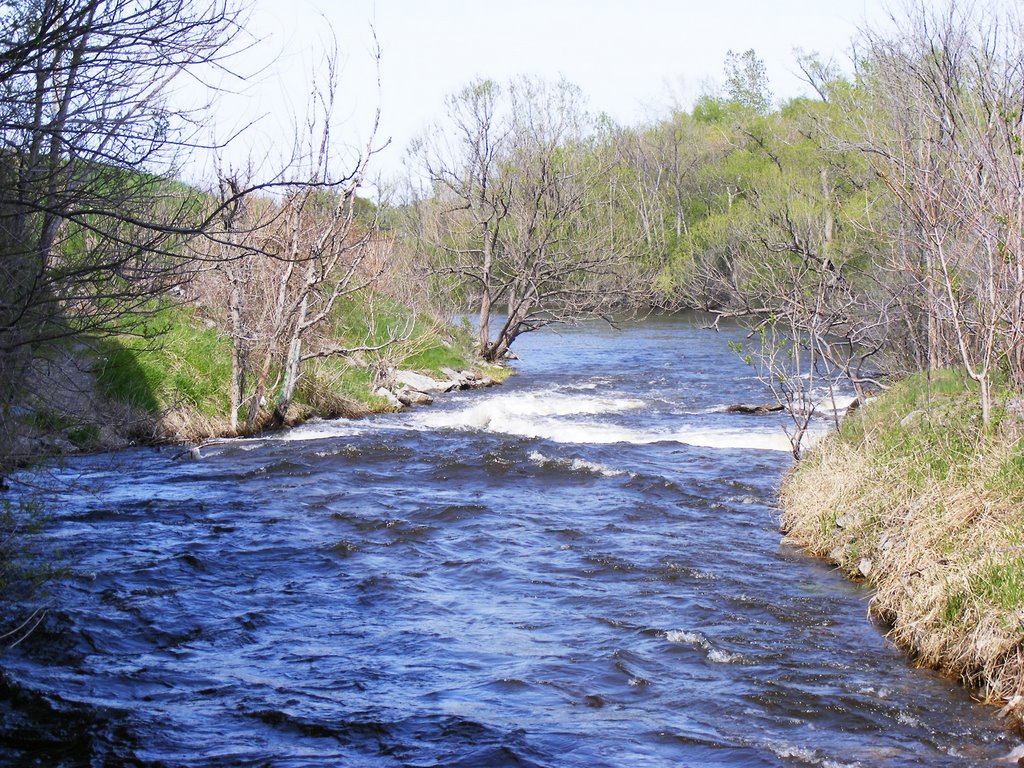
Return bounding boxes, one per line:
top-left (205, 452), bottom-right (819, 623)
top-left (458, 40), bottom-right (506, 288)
top-left (374, 387), bottom-right (403, 409)
top-left (394, 369), bottom-right (455, 395)
top-left (439, 367), bottom-right (473, 389)
top-left (725, 403), bottom-right (784, 415)
top-left (396, 388), bottom-right (434, 407)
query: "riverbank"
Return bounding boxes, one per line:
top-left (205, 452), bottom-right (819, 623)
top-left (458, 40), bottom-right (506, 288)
top-left (5, 316), bottom-right (1012, 766)
top-left (779, 370), bottom-right (1024, 724)
top-left (3, 305), bottom-right (509, 470)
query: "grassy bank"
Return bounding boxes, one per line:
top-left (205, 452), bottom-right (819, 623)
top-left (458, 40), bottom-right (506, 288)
top-left (84, 299), bottom-right (505, 446)
top-left (94, 308), bottom-right (234, 441)
top-left (780, 371), bottom-right (1024, 719)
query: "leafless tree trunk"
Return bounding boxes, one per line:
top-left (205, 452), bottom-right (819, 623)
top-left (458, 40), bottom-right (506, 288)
top-left (849, 0), bottom-right (1024, 423)
top-left (413, 76), bottom-right (645, 361)
top-left (195, 41), bottom-right (407, 432)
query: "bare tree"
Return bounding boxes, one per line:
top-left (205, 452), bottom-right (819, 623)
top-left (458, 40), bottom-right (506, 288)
top-left (413, 76), bottom-right (643, 361)
top-left (0, 0), bottom-right (246, 466)
top-left (410, 78), bottom-right (511, 355)
top-left (850, 0), bottom-right (1024, 423)
top-left (196, 45), bottom-right (404, 432)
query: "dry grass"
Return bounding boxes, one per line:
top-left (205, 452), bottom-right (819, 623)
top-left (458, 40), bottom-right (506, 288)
top-left (780, 370), bottom-right (1024, 720)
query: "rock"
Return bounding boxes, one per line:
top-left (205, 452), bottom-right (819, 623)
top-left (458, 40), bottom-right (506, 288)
top-left (396, 387), bottom-right (433, 407)
top-left (998, 695), bottom-right (1024, 721)
top-left (858, 558), bottom-right (873, 578)
top-left (438, 367), bottom-right (499, 390)
top-left (834, 514), bottom-right (852, 530)
top-left (437, 367), bottom-right (471, 390)
top-left (900, 409), bottom-right (924, 427)
top-left (725, 403), bottom-right (784, 415)
top-left (394, 370), bottom-right (455, 395)
top-left (374, 387), bottom-right (403, 409)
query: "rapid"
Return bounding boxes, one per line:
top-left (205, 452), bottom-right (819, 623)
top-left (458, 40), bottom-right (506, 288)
top-left (1, 315), bottom-right (1016, 766)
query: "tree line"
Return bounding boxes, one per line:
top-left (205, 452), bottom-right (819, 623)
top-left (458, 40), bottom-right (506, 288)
top-left (403, 1), bottom-right (1024, 454)
top-left (1, 0), bottom-right (1020, 471)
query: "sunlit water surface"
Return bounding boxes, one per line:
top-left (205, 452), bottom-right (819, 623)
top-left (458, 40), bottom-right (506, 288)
top-left (1, 316), bottom-right (1017, 766)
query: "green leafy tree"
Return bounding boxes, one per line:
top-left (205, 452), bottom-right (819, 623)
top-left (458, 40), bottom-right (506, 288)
top-left (724, 48), bottom-right (772, 114)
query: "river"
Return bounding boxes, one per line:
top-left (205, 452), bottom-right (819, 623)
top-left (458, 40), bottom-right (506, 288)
top-left (0, 315), bottom-right (1016, 766)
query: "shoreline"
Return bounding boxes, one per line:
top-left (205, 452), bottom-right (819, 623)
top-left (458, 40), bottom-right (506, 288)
top-left (5, 363), bottom-right (509, 473)
top-left (778, 371), bottom-right (1024, 730)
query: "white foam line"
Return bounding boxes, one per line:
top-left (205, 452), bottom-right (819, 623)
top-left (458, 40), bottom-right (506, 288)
top-left (274, 420), bottom-right (366, 442)
top-left (255, 389), bottom-right (819, 452)
top-left (404, 391), bottom-right (796, 451)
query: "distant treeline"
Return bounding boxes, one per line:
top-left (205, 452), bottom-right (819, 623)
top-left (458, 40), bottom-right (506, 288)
top-left (405, 1), bottom-right (1024, 444)
top-left (2, 0), bottom-right (1021, 472)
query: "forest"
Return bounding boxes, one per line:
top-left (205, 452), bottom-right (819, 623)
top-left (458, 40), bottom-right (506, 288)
top-left (0, 0), bottom-right (1022, 467)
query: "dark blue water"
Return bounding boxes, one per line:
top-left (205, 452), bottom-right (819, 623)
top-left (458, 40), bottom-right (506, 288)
top-left (1, 316), bottom-right (1017, 766)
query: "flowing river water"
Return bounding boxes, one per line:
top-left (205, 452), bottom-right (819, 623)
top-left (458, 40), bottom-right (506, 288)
top-left (1, 315), bottom-right (1018, 766)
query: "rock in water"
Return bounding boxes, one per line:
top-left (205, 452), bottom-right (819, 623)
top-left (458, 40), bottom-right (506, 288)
top-left (394, 370), bottom-right (455, 394)
top-left (396, 388), bottom-right (434, 407)
top-left (725, 403), bottom-right (784, 415)
top-left (374, 387), bottom-right (403, 409)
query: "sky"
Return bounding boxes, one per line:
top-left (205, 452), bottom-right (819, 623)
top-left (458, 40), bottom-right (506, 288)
top-left (194, 0), bottom-right (894, 190)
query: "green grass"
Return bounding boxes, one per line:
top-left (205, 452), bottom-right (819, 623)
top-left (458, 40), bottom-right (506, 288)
top-left (971, 557), bottom-right (1024, 612)
top-left (987, 441), bottom-right (1024, 503)
top-left (329, 291), bottom-right (481, 377)
top-left (401, 344), bottom-right (469, 373)
top-left (94, 305), bottom-right (232, 418)
top-left (941, 592), bottom-right (966, 626)
top-left (93, 293), bottom-right (499, 432)
top-left (835, 370), bottom-right (984, 490)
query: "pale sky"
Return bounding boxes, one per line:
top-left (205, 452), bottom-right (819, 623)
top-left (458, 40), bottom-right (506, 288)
top-left (194, 0), bottom-right (893, 189)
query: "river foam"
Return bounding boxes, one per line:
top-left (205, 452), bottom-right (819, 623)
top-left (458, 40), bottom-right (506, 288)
top-left (408, 390), bottom-right (795, 451)
top-left (251, 385), bottom-right (812, 453)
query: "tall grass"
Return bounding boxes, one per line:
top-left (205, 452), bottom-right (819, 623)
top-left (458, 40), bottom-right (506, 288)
top-left (779, 369), bottom-right (1024, 714)
top-left (329, 292), bottom-right (477, 375)
top-left (94, 305), bottom-right (232, 437)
